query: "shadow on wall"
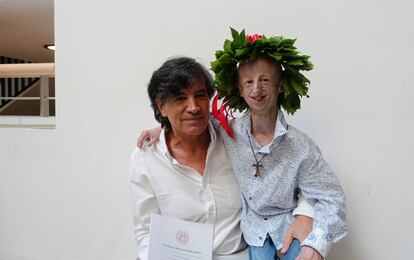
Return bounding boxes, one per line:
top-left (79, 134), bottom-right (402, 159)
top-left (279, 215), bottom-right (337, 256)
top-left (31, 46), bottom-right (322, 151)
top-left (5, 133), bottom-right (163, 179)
top-left (328, 238), bottom-right (359, 259)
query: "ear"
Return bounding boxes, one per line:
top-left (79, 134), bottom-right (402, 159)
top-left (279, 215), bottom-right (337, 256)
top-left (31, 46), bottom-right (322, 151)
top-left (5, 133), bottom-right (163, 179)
top-left (278, 81), bottom-right (284, 93)
top-left (155, 100), bottom-right (167, 117)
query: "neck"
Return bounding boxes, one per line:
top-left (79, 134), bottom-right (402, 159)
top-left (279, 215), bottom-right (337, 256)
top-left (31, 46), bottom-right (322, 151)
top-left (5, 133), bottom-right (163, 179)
top-left (251, 109), bottom-right (278, 135)
top-left (167, 129), bottom-right (210, 151)
top-left (165, 129), bottom-right (211, 176)
top-left (250, 109), bottom-right (278, 146)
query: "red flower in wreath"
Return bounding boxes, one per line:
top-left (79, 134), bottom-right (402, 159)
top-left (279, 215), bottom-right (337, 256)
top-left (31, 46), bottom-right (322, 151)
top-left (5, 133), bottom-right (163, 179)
top-left (246, 33), bottom-right (263, 43)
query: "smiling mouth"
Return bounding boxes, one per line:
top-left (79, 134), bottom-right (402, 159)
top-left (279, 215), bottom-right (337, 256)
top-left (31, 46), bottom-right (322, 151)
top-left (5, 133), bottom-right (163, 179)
top-left (250, 95), bottom-right (266, 102)
top-left (184, 117), bottom-right (203, 121)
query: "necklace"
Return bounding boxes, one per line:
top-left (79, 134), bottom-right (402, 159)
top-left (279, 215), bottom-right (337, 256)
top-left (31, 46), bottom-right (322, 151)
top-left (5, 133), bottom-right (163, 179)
top-left (246, 130), bottom-right (268, 177)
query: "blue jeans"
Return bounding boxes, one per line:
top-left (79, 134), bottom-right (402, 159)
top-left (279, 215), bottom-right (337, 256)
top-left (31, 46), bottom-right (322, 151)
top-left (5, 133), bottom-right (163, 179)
top-left (248, 236), bottom-right (301, 260)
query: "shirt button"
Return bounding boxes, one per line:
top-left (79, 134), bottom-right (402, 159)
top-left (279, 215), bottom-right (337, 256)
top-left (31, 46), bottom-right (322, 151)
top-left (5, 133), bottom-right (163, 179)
top-left (259, 236), bottom-right (263, 240)
top-left (264, 217), bottom-right (268, 220)
top-left (249, 197), bottom-right (252, 200)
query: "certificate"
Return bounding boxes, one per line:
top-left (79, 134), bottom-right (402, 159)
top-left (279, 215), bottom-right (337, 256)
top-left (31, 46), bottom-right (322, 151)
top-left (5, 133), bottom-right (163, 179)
top-left (148, 214), bottom-right (214, 260)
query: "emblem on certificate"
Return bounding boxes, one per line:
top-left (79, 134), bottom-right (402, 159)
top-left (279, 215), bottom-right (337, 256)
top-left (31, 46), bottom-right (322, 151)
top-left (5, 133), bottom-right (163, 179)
top-left (176, 230), bottom-right (189, 245)
top-left (148, 214), bottom-right (214, 260)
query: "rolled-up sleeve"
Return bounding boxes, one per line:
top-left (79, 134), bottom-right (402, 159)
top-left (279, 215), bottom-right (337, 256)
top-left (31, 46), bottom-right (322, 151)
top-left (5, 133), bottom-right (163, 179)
top-left (129, 149), bottom-right (161, 260)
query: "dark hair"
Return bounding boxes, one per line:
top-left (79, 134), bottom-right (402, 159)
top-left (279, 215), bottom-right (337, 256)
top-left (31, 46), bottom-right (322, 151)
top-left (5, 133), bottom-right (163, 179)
top-left (147, 57), bottom-right (214, 129)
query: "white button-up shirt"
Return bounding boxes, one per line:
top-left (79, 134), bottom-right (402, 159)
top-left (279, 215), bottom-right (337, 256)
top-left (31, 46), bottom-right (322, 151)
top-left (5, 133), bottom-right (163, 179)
top-left (129, 123), bottom-right (247, 260)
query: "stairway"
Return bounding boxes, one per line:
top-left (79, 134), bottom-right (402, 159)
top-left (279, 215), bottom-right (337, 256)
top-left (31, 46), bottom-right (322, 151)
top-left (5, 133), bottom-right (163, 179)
top-left (0, 56), bottom-right (55, 116)
top-left (0, 56), bottom-right (39, 110)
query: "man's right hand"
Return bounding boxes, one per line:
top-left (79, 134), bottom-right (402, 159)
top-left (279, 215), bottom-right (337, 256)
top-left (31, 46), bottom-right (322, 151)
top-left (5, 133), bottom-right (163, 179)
top-left (281, 215), bottom-right (313, 254)
top-left (137, 127), bottom-right (162, 148)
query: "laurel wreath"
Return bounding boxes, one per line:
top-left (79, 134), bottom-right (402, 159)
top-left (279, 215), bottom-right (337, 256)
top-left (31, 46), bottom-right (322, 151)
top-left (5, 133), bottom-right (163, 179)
top-left (210, 28), bottom-right (314, 114)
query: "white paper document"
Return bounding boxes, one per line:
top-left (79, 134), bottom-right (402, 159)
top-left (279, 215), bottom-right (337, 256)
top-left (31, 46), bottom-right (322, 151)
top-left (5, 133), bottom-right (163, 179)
top-left (148, 214), bottom-right (214, 260)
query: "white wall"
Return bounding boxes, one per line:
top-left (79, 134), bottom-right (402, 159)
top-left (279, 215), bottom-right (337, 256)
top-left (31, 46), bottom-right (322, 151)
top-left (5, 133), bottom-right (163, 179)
top-left (1, 0), bottom-right (413, 259)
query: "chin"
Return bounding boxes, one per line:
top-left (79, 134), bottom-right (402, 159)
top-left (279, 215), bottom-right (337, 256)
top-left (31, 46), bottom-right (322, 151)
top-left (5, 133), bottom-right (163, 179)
top-left (193, 128), bottom-right (208, 136)
top-left (181, 126), bottom-right (205, 136)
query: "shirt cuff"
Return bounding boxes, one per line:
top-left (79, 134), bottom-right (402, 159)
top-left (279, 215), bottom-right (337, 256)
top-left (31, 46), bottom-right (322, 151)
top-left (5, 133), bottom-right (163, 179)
top-left (301, 228), bottom-right (333, 258)
top-left (292, 193), bottom-right (314, 218)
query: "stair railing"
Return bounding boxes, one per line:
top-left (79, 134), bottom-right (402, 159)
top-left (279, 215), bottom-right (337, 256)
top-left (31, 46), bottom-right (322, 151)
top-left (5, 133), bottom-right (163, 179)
top-left (0, 63), bottom-right (55, 116)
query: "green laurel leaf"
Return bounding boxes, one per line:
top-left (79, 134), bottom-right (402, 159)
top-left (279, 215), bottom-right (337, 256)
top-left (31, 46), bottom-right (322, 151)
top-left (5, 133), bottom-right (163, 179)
top-left (210, 27), bottom-right (313, 115)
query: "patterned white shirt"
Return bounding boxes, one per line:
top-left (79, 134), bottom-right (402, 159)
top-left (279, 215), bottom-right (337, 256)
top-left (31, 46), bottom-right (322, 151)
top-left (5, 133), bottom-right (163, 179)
top-left (217, 110), bottom-right (347, 258)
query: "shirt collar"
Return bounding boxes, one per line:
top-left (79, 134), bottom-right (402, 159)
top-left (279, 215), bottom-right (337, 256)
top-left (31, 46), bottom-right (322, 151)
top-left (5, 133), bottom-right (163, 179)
top-left (239, 109), bottom-right (289, 153)
top-left (274, 110), bottom-right (288, 139)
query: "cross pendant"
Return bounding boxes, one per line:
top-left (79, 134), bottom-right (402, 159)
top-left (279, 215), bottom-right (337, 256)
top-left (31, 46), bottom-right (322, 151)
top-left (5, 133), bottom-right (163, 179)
top-left (253, 163), bottom-right (263, 177)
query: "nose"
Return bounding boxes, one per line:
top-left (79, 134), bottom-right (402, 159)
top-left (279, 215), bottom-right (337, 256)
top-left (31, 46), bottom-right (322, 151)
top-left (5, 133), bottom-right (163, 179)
top-left (251, 82), bottom-right (262, 96)
top-left (186, 97), bottom-right (200, 113)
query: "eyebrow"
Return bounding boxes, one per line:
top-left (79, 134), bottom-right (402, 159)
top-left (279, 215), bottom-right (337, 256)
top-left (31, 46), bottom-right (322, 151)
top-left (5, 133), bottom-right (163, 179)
top-left (195, 89), bottom-right (208, 93)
